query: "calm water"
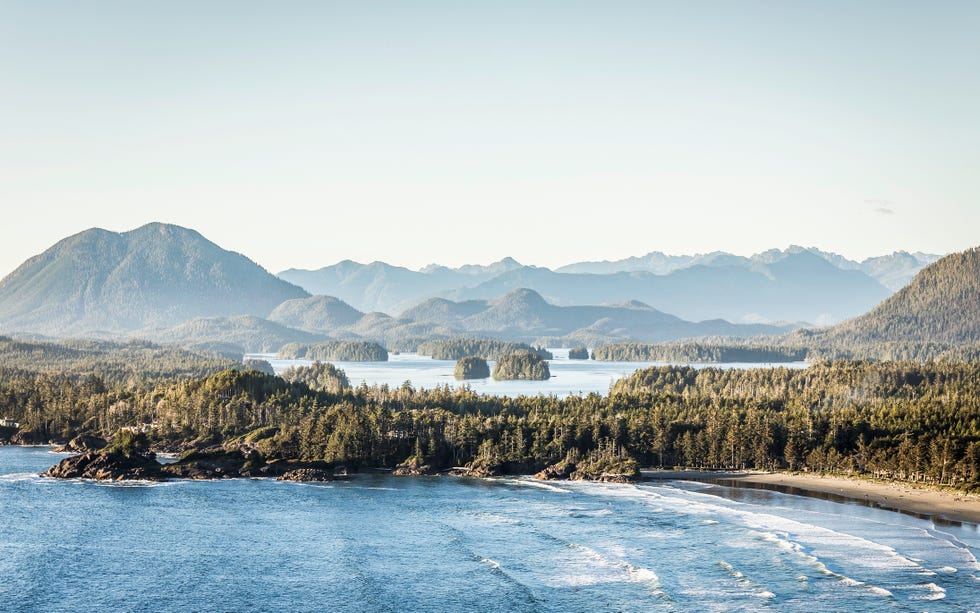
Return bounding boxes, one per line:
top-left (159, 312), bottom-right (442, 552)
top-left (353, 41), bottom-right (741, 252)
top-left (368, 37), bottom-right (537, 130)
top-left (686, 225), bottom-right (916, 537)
top-left (248, 350), bottom-right (809, 398)
top-left (2, 446), bottom-right (977, 612)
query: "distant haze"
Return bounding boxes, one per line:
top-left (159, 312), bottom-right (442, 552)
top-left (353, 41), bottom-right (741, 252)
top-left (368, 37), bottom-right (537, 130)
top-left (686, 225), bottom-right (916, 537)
top-left (1, 1), bottom-right (978, 277)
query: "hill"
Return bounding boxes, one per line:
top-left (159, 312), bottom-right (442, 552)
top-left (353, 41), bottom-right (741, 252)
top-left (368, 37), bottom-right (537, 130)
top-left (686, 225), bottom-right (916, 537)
top-left (0, 223), bottom-right (308, 336)
top-left (807, 247), bottom-right (980, 347)
top-left (397, 288), bottom-right (794, 346)
top-left (268, 295), bottom-right (364, 332)
top-left (135, 315), bottom-right (327, 354)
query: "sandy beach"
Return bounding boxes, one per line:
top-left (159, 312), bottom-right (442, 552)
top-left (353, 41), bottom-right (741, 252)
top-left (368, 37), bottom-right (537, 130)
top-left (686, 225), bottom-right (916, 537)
top-left (642, 469), bottom-right (980, 524)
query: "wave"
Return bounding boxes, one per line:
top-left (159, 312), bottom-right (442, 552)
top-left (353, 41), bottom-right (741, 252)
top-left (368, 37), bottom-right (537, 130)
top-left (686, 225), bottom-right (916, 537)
top-left (503, 477), bottom-right (571, 493)
top-left (0, 472), bottom-right (44, 482)
top-left (904, 581), bottom-right (946, 601)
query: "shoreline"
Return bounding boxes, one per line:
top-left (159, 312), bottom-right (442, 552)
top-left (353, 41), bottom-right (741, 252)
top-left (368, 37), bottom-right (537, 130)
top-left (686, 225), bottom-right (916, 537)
top-left (642, 469), bottom-right (980, 525)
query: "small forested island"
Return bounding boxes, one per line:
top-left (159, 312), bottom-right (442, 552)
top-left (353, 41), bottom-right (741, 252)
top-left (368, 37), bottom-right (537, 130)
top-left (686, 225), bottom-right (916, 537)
top-left (418, 338), bottom-right (553, 361)
top-left (454, 356), bottom-right (490, 380)
top-left (278, 340), bottom-right (389, 362)
top-left (491, 350), bottom-right (551, 381)
top-left (567, 346), bottom-right (590, 360)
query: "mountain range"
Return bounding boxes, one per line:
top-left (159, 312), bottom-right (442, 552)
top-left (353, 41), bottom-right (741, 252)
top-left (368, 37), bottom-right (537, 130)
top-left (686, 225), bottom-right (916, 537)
top-left (279, 248), bottom-right (933, 324)
top-left (557, 246), bottom-right (940, 291)
top-left (270, 288), bottom-right (795, 349)
top-left (0, 223), bottom-right (969, 360)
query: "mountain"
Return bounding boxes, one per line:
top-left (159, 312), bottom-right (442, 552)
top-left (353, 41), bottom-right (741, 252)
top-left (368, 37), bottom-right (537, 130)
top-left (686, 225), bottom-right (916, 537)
top-left (269, 295), bottom-right (364, 332)
top-left (810, 247), bottom-right (980, 346)
top-left (445, 252), bottom-right (889, 324)
top-left (135, 315), bottom-right (327, 354)
top-left (394, 288), bottom-right (794, 346)
top-left (0, 223), bottom-right (309, 336)
top-left (858, 251), bottom-right (943, 291)
top-left (559, 246), bottom-right (940, 291)
top-left (278, 258), bottom-right (526, 314)
top-left (420, 257), bottom-right (523, 277)
top-left (284, 248), bottom-right (908, 324)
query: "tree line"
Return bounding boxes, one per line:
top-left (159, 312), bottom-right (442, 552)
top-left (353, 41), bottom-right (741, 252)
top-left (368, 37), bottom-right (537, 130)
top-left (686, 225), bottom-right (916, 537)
top-left (1, 359), bottom-right (978, 490)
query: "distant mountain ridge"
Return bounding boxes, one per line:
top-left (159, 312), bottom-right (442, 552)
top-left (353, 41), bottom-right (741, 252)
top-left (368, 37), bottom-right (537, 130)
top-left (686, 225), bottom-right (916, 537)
top-left (558, 246), bottom-right (941, 291)
top-left (279, 247), bottom-right (923, 323)
top-left (0, 223), bottom-right (308, 336)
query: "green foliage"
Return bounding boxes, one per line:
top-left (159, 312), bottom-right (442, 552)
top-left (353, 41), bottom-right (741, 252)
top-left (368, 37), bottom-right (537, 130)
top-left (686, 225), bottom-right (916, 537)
top-left (279, 361), bottom-right (351, 393)
top-left (454, 356), bottom-right (490, 380)
top-left (419, 338), bottom-right (553, 361)
top-left (242, 359), bottom-right (275, 376)
top-left (492, 351), bottom-right (551, 381)
top-left (593, 342), bottom-right (806, 363)
top-left (105, 430), bottom-right (151, 457)
top-left (567, 347), bottom-right (590, 360)
top-left (5, 351), bottom-right (980, 490)
top-left (278, 341), bottom-right (388, 362)
top-left (0, 336), bottom-right (237, 386)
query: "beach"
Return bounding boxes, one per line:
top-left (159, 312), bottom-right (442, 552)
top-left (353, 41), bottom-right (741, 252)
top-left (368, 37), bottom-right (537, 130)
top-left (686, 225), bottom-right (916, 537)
top-left (643, 469), bottom-right (980, 524)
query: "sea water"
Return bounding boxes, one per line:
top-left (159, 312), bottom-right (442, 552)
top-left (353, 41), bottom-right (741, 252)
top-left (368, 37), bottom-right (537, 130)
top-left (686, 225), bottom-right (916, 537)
top-left (1, 446), bottom-right (977, 612)
top-left (250, 351), bottom-right (809, 398)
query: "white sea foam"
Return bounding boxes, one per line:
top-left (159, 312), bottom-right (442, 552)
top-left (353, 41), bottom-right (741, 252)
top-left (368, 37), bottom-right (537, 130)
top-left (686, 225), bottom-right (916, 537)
top-left (0, 472), bottom-right (41, 482)
top-left (905, 582), bottom-right (946, 601)
top-left (506, 477), bottom-right (570, 493)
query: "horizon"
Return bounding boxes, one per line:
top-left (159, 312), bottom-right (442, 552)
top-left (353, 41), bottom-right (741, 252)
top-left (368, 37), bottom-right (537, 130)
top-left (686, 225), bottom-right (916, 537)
top-left (2, 2), bottom-right (978, 276)
top-left (0, 220), bottom-right (955, 279)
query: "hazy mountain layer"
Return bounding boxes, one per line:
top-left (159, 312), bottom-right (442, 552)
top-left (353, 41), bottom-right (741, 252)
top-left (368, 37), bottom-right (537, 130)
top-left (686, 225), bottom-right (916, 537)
top-left (444, 252), bottom-right (888, 324)
top-left (135, 315), bottom-right (327, 354)
top-left (388, 288), bottom-right (794, 346)
top-left (281, 249), bottom-right (896, 323)
top-left (558, 246), bottom-right (940, 291)
top-left (0, 223), bottom-right (308, 336)
top-left (277, 258), bottom-right (522, 315)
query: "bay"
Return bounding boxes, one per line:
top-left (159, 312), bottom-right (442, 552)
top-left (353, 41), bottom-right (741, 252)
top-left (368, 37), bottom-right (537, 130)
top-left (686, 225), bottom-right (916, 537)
top-left (2, 446), bottom-right (977, 612)
top-left (248, 350), bottom-right (809, 398)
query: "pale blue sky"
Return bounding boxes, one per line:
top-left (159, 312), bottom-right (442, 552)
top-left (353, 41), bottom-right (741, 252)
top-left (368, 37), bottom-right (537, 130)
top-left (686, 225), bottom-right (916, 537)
top-left (1, 1), bottom-right (977, 276)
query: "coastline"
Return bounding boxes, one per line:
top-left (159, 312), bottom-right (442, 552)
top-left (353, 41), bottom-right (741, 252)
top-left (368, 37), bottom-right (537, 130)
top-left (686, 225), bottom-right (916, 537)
top-left (642, 469), bottom-right (980, 525)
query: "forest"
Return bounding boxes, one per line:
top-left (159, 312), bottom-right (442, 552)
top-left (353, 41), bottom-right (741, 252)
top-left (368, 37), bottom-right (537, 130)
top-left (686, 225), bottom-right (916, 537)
top-left (278, 340), bottom-right (389, 362)
top-left (417, 338), bottom-right (553, 361)
top-left (2, 357), bottom-right (979, 490)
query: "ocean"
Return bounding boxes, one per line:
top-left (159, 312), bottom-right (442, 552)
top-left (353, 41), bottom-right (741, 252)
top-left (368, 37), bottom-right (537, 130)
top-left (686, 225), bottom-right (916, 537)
top-left (2, 446), bottom-right (977, 611)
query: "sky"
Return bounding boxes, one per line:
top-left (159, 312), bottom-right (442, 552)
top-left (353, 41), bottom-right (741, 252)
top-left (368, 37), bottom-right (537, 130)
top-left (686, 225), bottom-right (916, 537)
top-left (1, 0), bottom-right (978, 277)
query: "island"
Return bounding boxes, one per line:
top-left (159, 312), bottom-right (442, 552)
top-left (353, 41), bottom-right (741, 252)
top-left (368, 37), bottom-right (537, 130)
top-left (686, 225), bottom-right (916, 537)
top-left (454, 356), bottom-right (490, 380)
top-left (491, 350), bottom-right (551, 381)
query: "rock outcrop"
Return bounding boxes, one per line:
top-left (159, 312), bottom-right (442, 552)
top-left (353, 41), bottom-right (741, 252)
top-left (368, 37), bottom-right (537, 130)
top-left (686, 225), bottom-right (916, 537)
top-left (277, 468), bottom-right (334, 482)
top-left (54, 433), bottom-right (107, 454)
top-left (392, 456), bottom-right (437, 476)
top-left (42, 450), bottom-right (164, 481)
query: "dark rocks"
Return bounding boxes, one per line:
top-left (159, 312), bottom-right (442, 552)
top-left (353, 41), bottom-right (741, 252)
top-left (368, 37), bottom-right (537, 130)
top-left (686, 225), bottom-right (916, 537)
top-left (534, 461), bottom-right (576, 481)
top-left (392, 456), bottom-right (437, 476)
top-left (8, 429), bottom-right (63, 446)
top-left (54, 433), bottom-right (107, 454)
top-left (160, 446), bottom-right (257, 479)
top-left (535, 457), bottom-right (640, 483)
top-left (277, 468), bottom-right (334, 482)
top-left (42, 450), bottom-right (164, 481)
